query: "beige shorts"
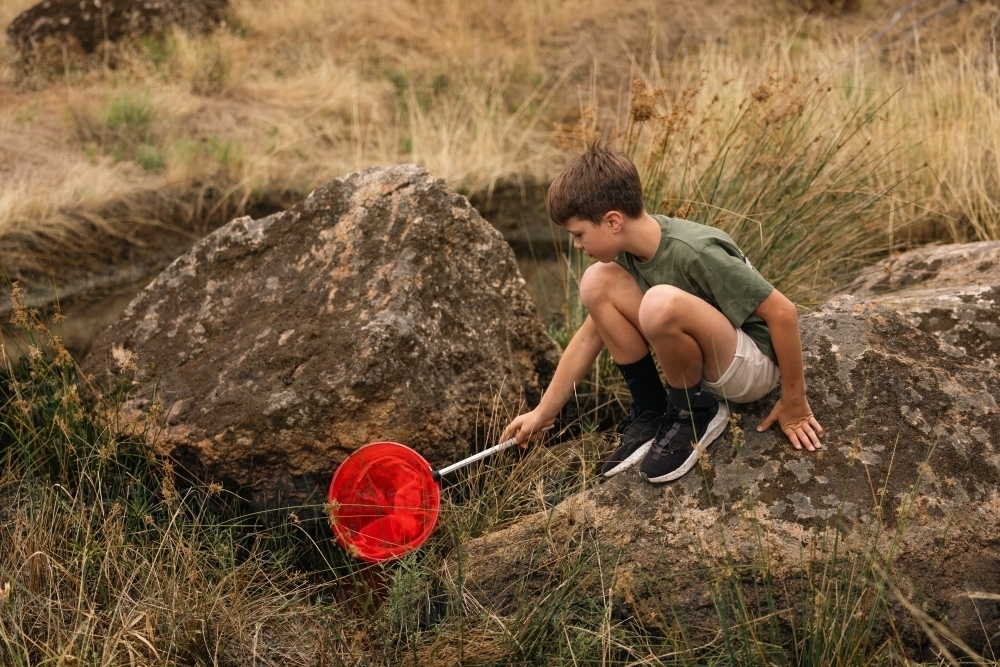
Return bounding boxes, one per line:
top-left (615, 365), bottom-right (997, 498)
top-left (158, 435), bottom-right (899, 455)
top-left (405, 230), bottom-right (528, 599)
top-left (702, 329), bottom-right (780, 404)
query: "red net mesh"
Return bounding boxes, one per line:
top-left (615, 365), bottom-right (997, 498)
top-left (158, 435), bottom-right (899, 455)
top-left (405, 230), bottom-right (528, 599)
top-left (327, 442), bottom-right (440, 562)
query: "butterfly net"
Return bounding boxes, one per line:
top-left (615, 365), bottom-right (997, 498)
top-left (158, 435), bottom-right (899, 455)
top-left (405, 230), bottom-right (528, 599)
top-left (327, 442), bottom-right (440, 562)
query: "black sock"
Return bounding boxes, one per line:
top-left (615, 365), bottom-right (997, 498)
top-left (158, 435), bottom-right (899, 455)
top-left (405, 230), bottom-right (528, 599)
top-left (667, 383), bottom-right (718, 412)
top-left (616, 353), bottom-right (669, 414)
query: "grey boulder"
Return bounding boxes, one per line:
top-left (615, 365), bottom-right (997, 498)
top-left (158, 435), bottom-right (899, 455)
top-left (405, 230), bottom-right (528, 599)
top-left (82, 164), bottom-right (560, 510)
top-left (846, 241), bottom-right (1000, 370)
top-left (455, 296), bottom-right (1000, 656)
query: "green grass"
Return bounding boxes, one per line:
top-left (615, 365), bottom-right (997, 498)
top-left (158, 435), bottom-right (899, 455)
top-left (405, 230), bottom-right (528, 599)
top-left (136, 143), bottom-right (165, 171)
top-left (104, 90), bottom-right (156, 136)
top-left (97, 90), bottom-right (170, 172)
top-left (624, 73), bottom-right (906, 305)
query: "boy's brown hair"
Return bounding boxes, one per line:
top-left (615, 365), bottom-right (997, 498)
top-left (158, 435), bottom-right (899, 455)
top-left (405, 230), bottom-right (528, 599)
top-left (546, 144), bottom-right (645, 225)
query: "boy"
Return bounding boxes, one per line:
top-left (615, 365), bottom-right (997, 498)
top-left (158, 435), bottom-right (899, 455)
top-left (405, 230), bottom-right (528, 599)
top-left (502, 145), bottom-right (823, 483)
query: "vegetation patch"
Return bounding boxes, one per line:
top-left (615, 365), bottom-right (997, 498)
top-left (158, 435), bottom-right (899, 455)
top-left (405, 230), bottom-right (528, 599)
top-left (4, 283), bottom-right (996, 664)
top-left (3, 0), bottom-right (999, 285)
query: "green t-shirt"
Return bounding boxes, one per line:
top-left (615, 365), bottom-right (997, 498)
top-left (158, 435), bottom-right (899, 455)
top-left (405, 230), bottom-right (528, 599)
top-left (614, 215), bottom-right (777, 363)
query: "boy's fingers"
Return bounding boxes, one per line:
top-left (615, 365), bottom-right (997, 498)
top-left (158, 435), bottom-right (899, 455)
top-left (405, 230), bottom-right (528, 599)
top-left (517, 422), bottom-right (550, 448)
top-left (787, 429), bottom-right (803, 450)
top-left (802, 427), bottom-right (819, 452)
top-left (530, 424), bottom-right (549, 440)
top-left (798, 428), bottom-right (816, 452)
top-left (795, 427), bottom-right (817, 452)
top-left (810, 416), bottom-right (824, 437)
top-left (757, 408), bottom-right (778, 432)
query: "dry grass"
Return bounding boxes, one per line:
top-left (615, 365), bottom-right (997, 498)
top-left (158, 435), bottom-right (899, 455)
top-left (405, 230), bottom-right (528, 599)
top-left (0, 485), bottom-right (337, 665)
top-left (604, 32), bottom-right (1000, 300)
top-left (894, 42), bottom-right (1000, 241)
top-left (1, 0), bottom-right (587, 277)
top-left (0, 302), bottom-right (355, 665)
top-left (0, 0), bottom-right (941, 281)
top-left (0, 0), bottom-right (1000, 274)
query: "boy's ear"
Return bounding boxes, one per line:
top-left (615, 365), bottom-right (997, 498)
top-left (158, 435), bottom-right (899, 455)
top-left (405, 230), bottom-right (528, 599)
top-left (603, 210), bottom-right (625, 232)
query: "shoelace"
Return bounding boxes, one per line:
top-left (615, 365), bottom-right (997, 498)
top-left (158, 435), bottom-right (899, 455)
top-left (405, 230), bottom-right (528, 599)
top-left (648, 418), bottom-right (685, 459)
top-left (619, 404), bottom-right (675, 434)
top-left (614, 406), bottom-right (640, 436)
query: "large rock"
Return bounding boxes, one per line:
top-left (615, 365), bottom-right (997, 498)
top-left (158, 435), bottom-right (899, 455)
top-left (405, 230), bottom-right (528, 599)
top-left (6, 0), bottom-right (228, 69)
top-left (455, 297), bottom-right (1000, 655)
top-left (82, 165), bottom-right (560, 510)
top-left (846, 242), bottom-right (1000, 370)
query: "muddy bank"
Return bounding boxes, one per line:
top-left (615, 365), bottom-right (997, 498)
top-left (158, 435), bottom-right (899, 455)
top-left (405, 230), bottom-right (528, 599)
top-left (1, 179), bottom-right (299, 347)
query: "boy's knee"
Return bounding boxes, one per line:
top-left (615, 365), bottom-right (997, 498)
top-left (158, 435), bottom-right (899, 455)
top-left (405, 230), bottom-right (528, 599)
top-left (638, 285), bottom-right (685, 335)
top-left (579, 262), bottom-right (631, 310)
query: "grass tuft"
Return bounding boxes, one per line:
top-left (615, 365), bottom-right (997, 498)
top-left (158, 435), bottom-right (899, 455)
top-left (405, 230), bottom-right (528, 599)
top-left (0, 287), bottom-right (347, 665)
top-left (624, 69), bottom-right (903, 304)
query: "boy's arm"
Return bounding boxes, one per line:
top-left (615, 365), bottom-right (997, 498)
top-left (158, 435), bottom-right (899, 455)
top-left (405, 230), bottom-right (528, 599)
top-left (752, 290), bottom-right (824, 451)
top-left (501, 315), bottom-right (605, 447)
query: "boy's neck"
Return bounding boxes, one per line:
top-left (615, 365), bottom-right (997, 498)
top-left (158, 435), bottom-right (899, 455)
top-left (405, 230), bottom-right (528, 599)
top-left (621, 212), bottom-right (662, 263)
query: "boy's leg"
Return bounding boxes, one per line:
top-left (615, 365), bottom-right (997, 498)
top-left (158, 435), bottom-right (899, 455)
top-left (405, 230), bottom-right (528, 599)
top-left (637, 284), bottom-right (739, 386)
top-left (636, 285), bottom-right (739, 483)
top-left (579, 263), bottom-right (669, 476)
top-left (578, 262), bottom-right (647, 363)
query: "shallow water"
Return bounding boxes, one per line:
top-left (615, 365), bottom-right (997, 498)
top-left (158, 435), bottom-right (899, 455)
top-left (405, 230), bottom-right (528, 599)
top-left (3, 200), bottom-right (569, 363)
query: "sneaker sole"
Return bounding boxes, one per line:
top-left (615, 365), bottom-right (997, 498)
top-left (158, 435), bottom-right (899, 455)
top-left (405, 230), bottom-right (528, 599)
top-left (643, 403), bottom-right (730, 484)
top-left (602, 438), bottom-right (655, 478)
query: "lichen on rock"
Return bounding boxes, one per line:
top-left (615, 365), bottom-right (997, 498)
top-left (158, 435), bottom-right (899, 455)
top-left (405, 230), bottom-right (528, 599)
top-left (455, 297), bottom-right (1000, 655)
top-left (847, 241), bottom-right (1000, 370)
top-left (82, 164), bottom-right (560, 511)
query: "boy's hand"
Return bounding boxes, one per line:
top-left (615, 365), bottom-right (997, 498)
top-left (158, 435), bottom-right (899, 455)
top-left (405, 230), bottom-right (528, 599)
top-left (752, 291), bottom-right (822, 452)
top-left (502, 408), bottom-right (556, 449)
top-left (757, 396), bottom-right (823, 451)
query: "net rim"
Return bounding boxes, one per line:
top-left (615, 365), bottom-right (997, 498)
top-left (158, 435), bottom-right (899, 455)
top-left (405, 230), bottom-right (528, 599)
top-left (327, 441), bottom-right (440, 562)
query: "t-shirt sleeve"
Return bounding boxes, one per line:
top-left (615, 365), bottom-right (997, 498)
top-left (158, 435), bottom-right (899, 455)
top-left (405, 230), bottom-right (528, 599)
top-left (614, 252), bottom-right (651, 291)
top-left (613, 252), bottom-right (630, 273)
top-left (685, 243), bottom-right (774, 328)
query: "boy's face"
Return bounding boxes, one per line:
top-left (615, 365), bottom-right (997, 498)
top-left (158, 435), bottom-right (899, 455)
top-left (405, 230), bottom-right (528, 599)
top-left (563, 214), bottom-right (623, 263)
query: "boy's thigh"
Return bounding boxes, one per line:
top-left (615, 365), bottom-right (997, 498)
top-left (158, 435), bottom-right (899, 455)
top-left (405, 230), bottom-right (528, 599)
top-left (639, 285), bottom-right (739, 380)
top-left (703, 330), bottom-right (780, 403)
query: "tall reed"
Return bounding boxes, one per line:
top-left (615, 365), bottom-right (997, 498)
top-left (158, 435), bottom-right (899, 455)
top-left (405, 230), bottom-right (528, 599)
top-left (621, 67), bottom-right (902, 304)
